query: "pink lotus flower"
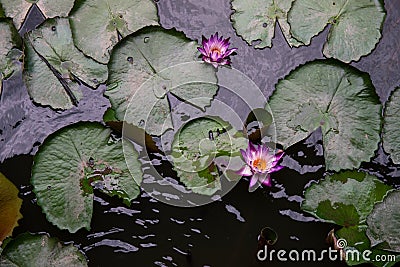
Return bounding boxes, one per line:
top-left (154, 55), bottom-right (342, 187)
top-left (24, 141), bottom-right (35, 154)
top-left (237, 142), bottom-right (284, 192)
top-left (198, 33), bottom-right (237, 67)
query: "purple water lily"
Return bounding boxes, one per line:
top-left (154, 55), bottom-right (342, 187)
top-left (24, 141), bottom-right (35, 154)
top-left (198, 33), bottom-right (237, 67)
top-left (237, 142), bottom-right (284, 192)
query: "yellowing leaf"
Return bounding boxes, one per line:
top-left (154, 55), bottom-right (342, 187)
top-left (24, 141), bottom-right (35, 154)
top-left (0, 172), bottom-right (23, 245)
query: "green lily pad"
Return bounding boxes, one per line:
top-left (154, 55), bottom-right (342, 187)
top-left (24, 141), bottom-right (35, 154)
top-left (23, 18), bottom-right (108, 110)
top-left (0, 233), bottom-right (87, 266)
top-left (335, 226), bottom-right (371, 265)
top-left (69, 0), bottom-right (159, 64)
top-left (0, 0), bottom-right (75, 30)
top-left (302, 171), bottom-right (392, 226)
top-left (231, 0), bottom-right (302, 48)
top-left (367, 190), bottom-right (400, 253)
top-left (337, 225), bottom-right (370, 251)
top-left (288, 0), bottom-right (385, 63)
top-left (268, 60), bottom-right (381, 171)
top-left (336, 227), bottom-right (400, 266)
top-left (382, 87), bottom-right (400, 164)
top-left (327, 226), bottom-right (400, 267)
top-left (31, 122), bottom-right (142, 233)
top-left (171, 117), bottom-right (247, 195)
top-left (0, 173), bottom-right (22, 245)
top-left (0, 19), bottom-right (23, 96)
top-left (105, 26), bottom-right (218, 136)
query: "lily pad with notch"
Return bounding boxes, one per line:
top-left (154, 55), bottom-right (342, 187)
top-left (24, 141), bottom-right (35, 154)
top-left (302, 171), bottom-right (392, 226)
top-left (31, 122), bottom-right (142, 233)
top-left (288, 0), bottom-right (386, 63)
top-left (0, 19), bottom-right (23, 97)
top-left (268, 60), bottom-right (381, 171)
top-left (171, 117), bottom-right (247, 195)
top-left (23, 18), bottom-right (108, 110)
top-left (69, 0), bottom-right (159, 64)
top-left (105, 26), bottom-right (218, 136)
top-left (303, 171), bottom-right (396, 266)
top-left (231, 0), bottom-right (302, 48)
top-left (0, 0), bottom-right (75, 30)
top-left (332, 226), bottom-right (400, 266)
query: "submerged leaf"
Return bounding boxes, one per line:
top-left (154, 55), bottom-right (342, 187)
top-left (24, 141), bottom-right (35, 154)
top-left (231, 0), bottom-right (302, 48)
top-left (31, 122), bottom-right (142, 233)
top-left (105, 26), bottom-right (218, 136)
top-left (171, 117), bottom-right (247, 195)
top-left (0, 19), bottom-right (23, 96)
top-left (367, 190), bottom-right (400, 253)
top-left (23, 18), bottom-right (108, 110)
top-left (288, 0), bottom-right (385, 62)
top-left (0, 173), bottom-right (23, 244)
top-left (268, 60), bottom-right (381, 171)
top-left (382, 87), bottom-right (400, 164)
top-left (302, 171), bottom-right (392, 226)
top-left (70, 0), bottom-right (159, 64)
top-left (0, 233), bottom-right (87, 266)
top-left (0, 0), bottom-right (75, 30)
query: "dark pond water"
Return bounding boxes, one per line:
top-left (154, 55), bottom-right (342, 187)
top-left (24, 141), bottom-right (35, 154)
top-left (0, 1), bottom-right (399, 266)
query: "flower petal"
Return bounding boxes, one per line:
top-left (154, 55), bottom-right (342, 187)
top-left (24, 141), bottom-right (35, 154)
top-left (211, 62), bottom-right (219, 68)
top-left (272, 152), bottom-right (285, 166)
top-left (240, 149), bottom-right (248, 161)
top-left (223, 48), bottom-right (237, 57)
top-left (269, 165), bottom-right (284, 173)
top-left (218, 59), bottom-right (230, 66)
top-left (261, 174), bottom-right (272, 187)
top-left (202, 56), bottom-right (212, 63)
top-left (199, 33), bottom-right (237, 67)
top-left (202, 35), bottom-right (207, 46)
top-left (248, 141), bottom-right (257, 154)
top-left (248, 175), bottom-right (259, 191)
top-left (248, 172), bottom-right (267, 192)
top-left (236, 165), bottom-right (253, 176)
top-left (197, 47), bottom-right (206, 55)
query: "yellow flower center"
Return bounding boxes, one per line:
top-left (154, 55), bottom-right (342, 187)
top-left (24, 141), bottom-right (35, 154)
top-left (211, 48), bottom-right (221, 55)
top-left (253, 158), bottom-right (267, 171)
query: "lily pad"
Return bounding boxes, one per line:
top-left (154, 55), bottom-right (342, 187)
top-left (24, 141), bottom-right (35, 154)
top-left (31, 122), bottom-right (142, 233)
top-left (105, 26), bottom-right (218, 136)
top-left (0, 0), bottom-right (75, 30)
top-left (382, 87), bottom-right (400, 164)
top-left (337, 225), bottom-right (370, 251)
top-left (288, 0), bottom-right (385, 63)
top-left (302, 171), bottom-right (392, 226)
top-left (335, 227), bottom-right (400, 266)
top-left (367, 190), bottom-right (400, 253)
top-left (69, 0), bottom-right (159, 64)
top-left (0, 19), bottom-right (23, 96)
top-left (231, 0), bottom-right (302, 48)
top-left (0, 173), bottom-right (23, 245)
top-left (0, 233), bottom-right (87, 266)
top-left (24, 18), bottom-right (108, 110)
top-left (268, 60), bottom-right (381, 171)
top-left (171, 117), bottom-right (247, 195)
